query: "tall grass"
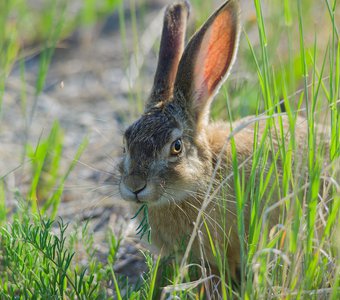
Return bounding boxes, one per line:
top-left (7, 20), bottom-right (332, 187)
top-left (0, 0), bottom-right (339, 299)
top-left (145, 0), bottom-right (339, 298)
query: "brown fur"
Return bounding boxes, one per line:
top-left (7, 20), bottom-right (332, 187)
top-left (118, 0), bottom-right (331, 283)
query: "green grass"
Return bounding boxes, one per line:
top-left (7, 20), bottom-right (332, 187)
top-left (1, 0), bottom-right (340, 299)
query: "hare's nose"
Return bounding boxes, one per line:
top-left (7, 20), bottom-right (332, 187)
top-left (131, 182), bottom-right (146, 195)
top-left (124, 175), bottom-right (147, 195)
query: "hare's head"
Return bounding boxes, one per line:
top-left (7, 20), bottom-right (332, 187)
top-left (119, 0), bottom-right (240, 205)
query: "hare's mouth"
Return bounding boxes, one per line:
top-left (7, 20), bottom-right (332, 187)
top-left (119, 180), bottom-right (162, 204)
top-left (119, 181), bottom-right (187, 206)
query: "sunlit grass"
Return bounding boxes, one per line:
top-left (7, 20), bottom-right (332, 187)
top-left (147, 0), bottom-right (339, 298)
top-left (0, 0), bottom-right (339, 299)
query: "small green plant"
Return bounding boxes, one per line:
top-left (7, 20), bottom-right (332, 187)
top-left (26, 121), bottom-right (88, 218)
top-left (0, 181), bottom-right (6, 224)
top-left (132, 204), bottom-right (152, 243)
top-left (0, 206), bottom-right (136, 299)
top-left (0, 213), bottom-right (98, 298)
top-left (26, 122), bottom-right (64, 206)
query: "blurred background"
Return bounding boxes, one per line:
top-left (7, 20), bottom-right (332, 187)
top-left (0, 0), bottom-right (339, 293)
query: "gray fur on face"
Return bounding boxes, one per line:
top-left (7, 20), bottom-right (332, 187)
top-left (124, 103), bottom-right (187, 160)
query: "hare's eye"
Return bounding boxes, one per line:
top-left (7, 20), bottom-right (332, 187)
top-left (170, 139), bottom-right (182, 156)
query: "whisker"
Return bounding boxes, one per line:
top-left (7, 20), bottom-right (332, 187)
top-left (159, 185), bottom-right (230, 235)
top-left (59, 183), bottom-right (118, 192)
top-left (184, 201), bottom-right (228, 236)
top-left (165, 186), bottom-right (238, 206)
top-left (72, 158), bottom-right (115, 176)
top-left (160, 190), bottom-right (192, 223)
top-left (74, 189), bottom-right (120, 214)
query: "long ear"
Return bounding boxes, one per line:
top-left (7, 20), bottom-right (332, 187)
top-left (173, 0), bottom-right (240, 128)
top-left (146, 1), bottom-right (190, 110)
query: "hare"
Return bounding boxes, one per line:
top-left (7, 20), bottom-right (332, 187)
top-left (118, 0), bottom-right (328, 281)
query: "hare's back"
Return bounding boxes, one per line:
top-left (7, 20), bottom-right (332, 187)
top-left (207, 115), bottom-right (328, 159)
